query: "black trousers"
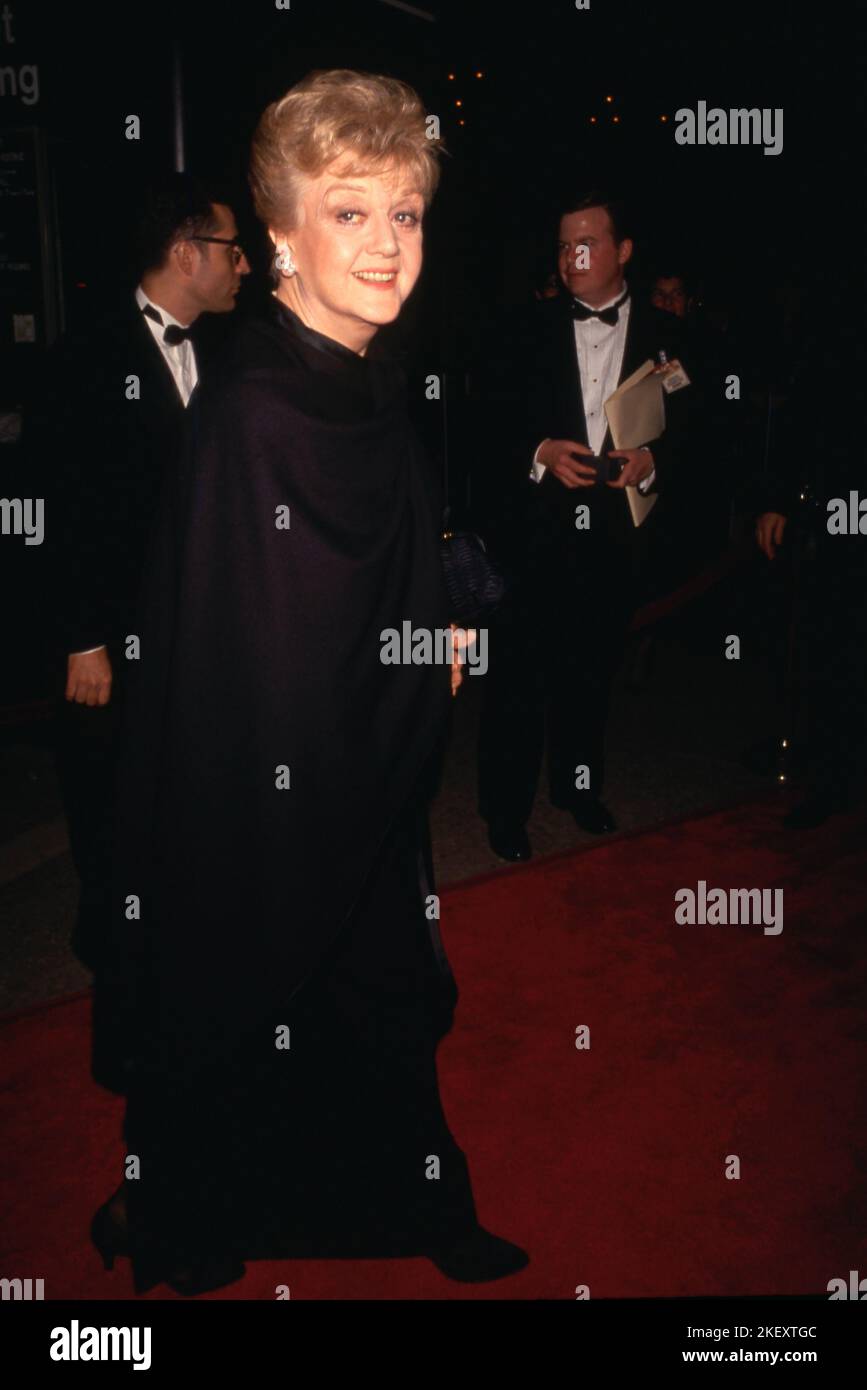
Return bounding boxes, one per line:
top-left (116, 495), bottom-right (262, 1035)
top-left (53, 647), bottom-right (127, 972)
top-left (478, 546), bottom-right (635, 826)
top-left (54, 649), bottom-right (141, 1094)
top-left (802, 540), bottom-right (867, 801)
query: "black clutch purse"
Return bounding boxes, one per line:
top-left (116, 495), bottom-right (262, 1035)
top-left (439, 527), bottom-right (506, 628)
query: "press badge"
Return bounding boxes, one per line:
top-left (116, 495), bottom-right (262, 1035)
top-left (657, 359), bottom-right (691, 394)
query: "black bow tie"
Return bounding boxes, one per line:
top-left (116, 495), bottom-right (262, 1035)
top-left (571, 290), bottom-right (630, 326)
top-left (142, 302), bottom-right (194, 345)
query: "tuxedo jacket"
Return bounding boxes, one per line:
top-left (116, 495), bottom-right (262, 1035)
top-left (756, 315), bottom-right (858, 518)
top-left (30, 293), bottom-right (224, 655)
top-left (482, 293), bottom-right (690, 587)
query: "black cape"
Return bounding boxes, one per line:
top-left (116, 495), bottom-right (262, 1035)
top-left (112, 297), bottom-right (452, 1077)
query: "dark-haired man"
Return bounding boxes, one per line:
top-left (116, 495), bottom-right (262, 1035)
top-left (32, 173), bottom-right (249, 982)
top-left (650, 271), bottom-right (690, 319)
top-left (477, 192), bottom-right (689, 860)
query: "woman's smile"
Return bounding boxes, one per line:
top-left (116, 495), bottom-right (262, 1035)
top-left (352, 269), bottom-right (399, 287)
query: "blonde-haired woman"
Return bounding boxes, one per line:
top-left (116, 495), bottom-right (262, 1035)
top-left (91, 70), bottom-right (528, 1294)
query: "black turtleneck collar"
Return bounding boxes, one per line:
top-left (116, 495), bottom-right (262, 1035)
top-left (271, 295), bottom-right (369, 369)
top-left (250, 292), bottom-right (404, 422)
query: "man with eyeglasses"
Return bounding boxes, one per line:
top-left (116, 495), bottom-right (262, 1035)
top-left (132, 184), bottom-right (247, 414)
top-left (30, 173), bottom-right (249, 1037)
top-left (135, 204), bottom-right (249, 409)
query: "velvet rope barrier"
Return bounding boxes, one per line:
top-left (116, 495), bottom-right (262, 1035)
top-left (629, 546), bottom-right (742, 632)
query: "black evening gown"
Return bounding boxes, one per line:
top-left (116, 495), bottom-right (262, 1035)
top-left (110, 298), bottom-right (478, 1278)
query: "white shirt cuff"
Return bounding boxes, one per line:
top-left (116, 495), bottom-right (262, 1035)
top-left (637, 468), bottom-right (656, 494)
top-left (529, 440), bottom-right (550, 483)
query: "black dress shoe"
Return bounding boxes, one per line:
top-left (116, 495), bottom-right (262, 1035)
top-left (487, 822), bottom-right (532, 861)
top-left (425, 1226), bottom-right (530, 1283)
top-left (562, 798), bottom-right (617, 835)
top-left (783, 792), bottom-right (846, 830)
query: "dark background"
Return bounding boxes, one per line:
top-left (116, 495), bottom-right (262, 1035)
top-left (0, 0), bottom-right (857, 703)
top-left (1, 0), bottom-right (847, 349)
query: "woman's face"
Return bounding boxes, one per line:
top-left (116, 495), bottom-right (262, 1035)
top-left (274, 161), bottom-right (425, 352)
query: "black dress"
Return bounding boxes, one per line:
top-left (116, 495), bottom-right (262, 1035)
top-left (111, 298), bottom-right (478, 1277)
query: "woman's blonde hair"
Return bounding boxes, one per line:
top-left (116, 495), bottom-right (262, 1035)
top-left (249, 68), bottom-right (445, 234)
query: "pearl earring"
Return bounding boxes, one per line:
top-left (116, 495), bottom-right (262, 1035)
top-left (274, 250), bottom-right (297, 276)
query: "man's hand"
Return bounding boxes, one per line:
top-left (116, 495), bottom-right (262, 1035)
top-left (66, 648), bottom-right (112, 706)
top-left (606, 447), bottom-right (655, 489)
top-left (755, 512), bottom-right (787, 560)
top-left (536, 439), bottom-right (598, 489)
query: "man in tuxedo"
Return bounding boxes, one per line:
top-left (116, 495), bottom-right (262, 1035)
top-left (754, 304), bottom-right (863, 830)
top-left (477, 191), bottom-right (688, 861)
top-left (35, 172), bottom-right (250, 975)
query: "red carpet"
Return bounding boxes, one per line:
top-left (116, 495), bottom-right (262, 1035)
top-left (2, 798), bottom-right (866, 1300)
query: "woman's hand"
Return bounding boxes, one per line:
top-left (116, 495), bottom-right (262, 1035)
top-left (450, 624), bottom-right (477, 697)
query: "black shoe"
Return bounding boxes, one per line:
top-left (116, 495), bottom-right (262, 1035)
top-left (783, 792), bottom-right (845, 830)
top-left (130, 1254), bottom-right (246, 1298)
top-left (487, 822), bottom-right (532, 861)
top-left (92, 1188), bottom-right (245, 1296)
top-left (90, 1192), bottom-right (128, 1272)
top-left (424, 1226), bottom-right (530, 1283)
top-left (561, 798), bottom-right (617, 835)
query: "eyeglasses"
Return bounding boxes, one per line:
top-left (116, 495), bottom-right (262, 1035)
top-left (190, 235), bottom-right (245, 266)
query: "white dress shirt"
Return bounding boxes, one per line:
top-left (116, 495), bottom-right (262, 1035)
top-left (72, 289), bottom-right (198, 656)
top-left (529, 287), bottom-right (656, 492)
top-left (134, 284), bottom-right (198, 407)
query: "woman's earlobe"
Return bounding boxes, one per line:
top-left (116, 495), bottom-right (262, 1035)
top-left (274, 249), bottom-right (297, 276)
